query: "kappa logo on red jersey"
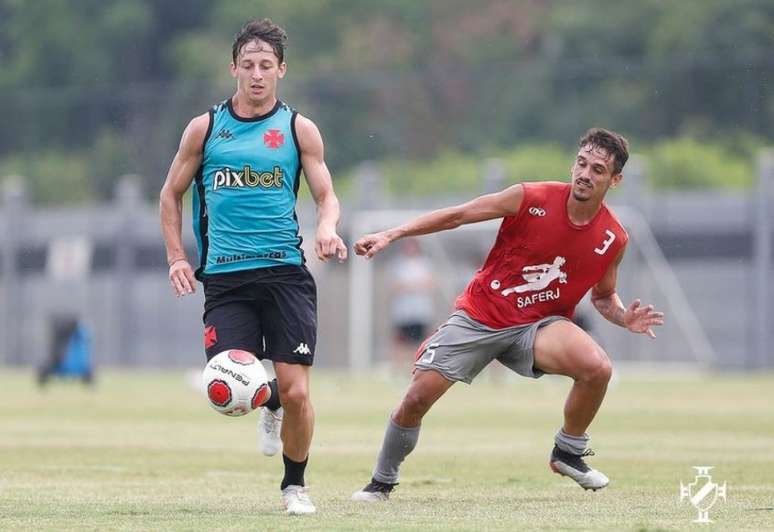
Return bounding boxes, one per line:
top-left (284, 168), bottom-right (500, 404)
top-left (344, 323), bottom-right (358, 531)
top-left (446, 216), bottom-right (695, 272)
top-left (263, 129), bottom-right (284, 149)
top-left (204, 325), bottom-right (218, 349)
top-left (528, 207), bottom-right (546, 217)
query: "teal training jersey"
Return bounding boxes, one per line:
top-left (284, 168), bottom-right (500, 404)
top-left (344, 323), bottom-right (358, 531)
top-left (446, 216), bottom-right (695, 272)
top-left (192, 99), bottom-right (304, 278)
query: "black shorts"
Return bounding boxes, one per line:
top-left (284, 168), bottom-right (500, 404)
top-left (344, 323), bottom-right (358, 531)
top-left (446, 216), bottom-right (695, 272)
top-left (201, 265), bottom-right (317, 365)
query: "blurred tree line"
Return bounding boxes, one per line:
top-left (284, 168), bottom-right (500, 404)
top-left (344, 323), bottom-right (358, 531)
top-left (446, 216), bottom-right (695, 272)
top-left (0, 0), bottom-right (771, 203)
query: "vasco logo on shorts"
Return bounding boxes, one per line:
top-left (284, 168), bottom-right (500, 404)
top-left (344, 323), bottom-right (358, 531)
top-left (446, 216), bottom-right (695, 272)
top-left (529, 207), bottom-right (546, 217)
top-left (212, 165), bottom-right (284, 190)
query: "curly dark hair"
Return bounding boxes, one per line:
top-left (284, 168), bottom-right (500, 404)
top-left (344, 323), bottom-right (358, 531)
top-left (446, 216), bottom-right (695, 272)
top-left (232, 18), bottom-right (287, 64)
top-left (579, 128), bottom-right (629, 175)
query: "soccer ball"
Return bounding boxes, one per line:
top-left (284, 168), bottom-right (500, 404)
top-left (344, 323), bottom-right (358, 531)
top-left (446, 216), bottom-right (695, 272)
top-left (201, 350), bottom-right (269, 416)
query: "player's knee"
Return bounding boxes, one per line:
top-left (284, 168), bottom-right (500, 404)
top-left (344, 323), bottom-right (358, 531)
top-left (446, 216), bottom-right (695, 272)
top-left (278, 381), bottom-right (309, 411)
top-left (397, 388), bottom-right (433, 421)
top-left (583, 351), bottom-right (612, 385)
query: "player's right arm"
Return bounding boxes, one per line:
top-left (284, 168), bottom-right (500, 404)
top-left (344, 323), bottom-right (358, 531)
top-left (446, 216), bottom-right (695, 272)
top-left (159, 113), bottom-right (209, 297)
top-left (354, 184), bottom-right (524, 259)
top-left (591, 245), bottom-right (664, 338)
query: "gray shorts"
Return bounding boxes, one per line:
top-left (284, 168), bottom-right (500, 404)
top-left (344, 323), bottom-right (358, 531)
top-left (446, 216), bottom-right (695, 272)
top-left (414, 310), bottom-right (568, 384)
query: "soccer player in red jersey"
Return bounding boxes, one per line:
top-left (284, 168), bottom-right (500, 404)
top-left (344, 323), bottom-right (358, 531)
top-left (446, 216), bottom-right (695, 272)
top-left (351, 128), bottom-right (664, 501)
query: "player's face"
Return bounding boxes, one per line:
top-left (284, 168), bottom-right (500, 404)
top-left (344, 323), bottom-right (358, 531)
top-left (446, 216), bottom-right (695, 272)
top-left (570, 144), bottom-right (622, 202)
top-left (230, 39), bottom-right (286, 104)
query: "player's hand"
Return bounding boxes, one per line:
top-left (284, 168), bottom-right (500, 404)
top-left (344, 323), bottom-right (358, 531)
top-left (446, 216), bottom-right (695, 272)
top-left (315, 226), bottom-right (347, 263)
top-left (623, 299), bottom-right (664, 339)
top-left (354, 232), bottom-right (392, 259)
top-left (169, 259), bottom-right (196, 297)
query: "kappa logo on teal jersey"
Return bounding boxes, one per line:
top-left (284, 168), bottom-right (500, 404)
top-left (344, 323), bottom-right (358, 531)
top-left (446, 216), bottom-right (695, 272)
top-left (215, 128), bottom-right (234, 140)
top-left (212, 165), bottom-right (284, 190)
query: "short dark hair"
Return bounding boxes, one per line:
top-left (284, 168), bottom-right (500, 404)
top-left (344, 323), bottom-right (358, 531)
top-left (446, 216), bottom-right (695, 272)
top-left (232, 18), bottom-right (287, 65)
top-left (579, 128), bottom-right (629, 175)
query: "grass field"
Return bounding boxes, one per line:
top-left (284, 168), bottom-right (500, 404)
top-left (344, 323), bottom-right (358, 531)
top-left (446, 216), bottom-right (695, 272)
top-left (0, 368), bottom-right (772, 531)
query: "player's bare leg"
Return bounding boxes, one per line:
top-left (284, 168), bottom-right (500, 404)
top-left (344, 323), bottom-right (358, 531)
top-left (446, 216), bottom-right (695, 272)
top-left (535, 321), bottom-right (612, 434)
top-left (392, 368), bottom-right (454, 427)
top-left (534, 319), bottom-right (612, 490)
top-left (352, 368), bottom-right (454, 501)
top-left (275, 363), bottom-right (314, 460)
top-left (274, 362), bottom-right (316, 514)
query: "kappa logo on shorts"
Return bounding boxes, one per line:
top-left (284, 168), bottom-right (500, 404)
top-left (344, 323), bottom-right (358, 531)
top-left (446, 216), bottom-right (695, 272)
top-left (293, 343), bottom-right (311, 355)
top-left (204, 325), bottom-right (218, 349)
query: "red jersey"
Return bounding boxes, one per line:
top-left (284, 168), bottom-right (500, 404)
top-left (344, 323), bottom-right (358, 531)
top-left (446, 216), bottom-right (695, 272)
top-left (456, 181), bottom-right (628, 328)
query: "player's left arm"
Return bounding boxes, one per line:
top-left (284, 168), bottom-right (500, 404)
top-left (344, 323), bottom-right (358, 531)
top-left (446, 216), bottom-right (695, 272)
top-left (295, 114), bottom-right (347, 262)
top-left (590, 245), bottom-right (665, 339)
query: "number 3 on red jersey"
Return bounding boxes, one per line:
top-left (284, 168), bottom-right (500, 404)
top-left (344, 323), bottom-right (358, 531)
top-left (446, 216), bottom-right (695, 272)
top-left (594, 229), bottom-right (616, 255)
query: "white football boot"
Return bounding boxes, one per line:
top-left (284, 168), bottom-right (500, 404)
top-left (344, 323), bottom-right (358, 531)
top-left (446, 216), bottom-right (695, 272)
top-left (549, 445), bottom-right (609, 491)
top-left (282, 485), bottom-right (316, 515)
top-left (351, 479), bottom-right (396, 502)
top-left (259, 406), bottom-right (283, 456)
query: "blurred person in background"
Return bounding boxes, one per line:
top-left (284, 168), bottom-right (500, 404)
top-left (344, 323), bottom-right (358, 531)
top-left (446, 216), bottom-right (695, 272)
top-left (387, 239), bottom-right (436, 374)
top-left (37, 315), bottom-right (94, 387)
top-left (351, 128), bottom-right (664, 501)
top-left (159, 17), bottom-right (347, 515)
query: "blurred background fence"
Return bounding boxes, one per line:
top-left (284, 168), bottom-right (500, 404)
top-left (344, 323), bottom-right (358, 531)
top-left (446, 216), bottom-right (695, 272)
top-left (0, 0), bottom-right (772, 372)
top-left (1, 157), bottom-right (772, 370)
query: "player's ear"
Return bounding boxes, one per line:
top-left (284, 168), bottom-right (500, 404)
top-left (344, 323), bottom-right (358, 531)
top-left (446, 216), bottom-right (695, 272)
top-left (610, 172), bottom-right (623, 189)
top-left (278, 62), bottom-right (287, 79)
top-left (229, 62), bottom-right (237, 79)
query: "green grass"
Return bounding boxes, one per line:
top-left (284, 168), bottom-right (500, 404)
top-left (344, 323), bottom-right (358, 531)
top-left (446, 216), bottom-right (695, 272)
top-left (0, 369), bottom-right (772, 531)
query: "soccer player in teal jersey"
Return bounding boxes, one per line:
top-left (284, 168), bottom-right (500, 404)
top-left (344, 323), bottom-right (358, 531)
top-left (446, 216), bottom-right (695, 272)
top-left (160, 18), bottom-right (347, 515)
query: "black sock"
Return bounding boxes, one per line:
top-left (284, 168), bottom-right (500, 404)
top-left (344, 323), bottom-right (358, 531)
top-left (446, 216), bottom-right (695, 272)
top-left (281, 454), bottom-right (308, 490)
top-left (263, 378), bottom-right (281, 411)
